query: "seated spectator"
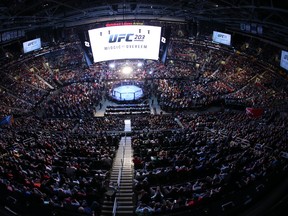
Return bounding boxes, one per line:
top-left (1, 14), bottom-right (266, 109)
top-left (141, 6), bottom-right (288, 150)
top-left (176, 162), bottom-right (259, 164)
top-left (135, 203), bottom-right (154, 216)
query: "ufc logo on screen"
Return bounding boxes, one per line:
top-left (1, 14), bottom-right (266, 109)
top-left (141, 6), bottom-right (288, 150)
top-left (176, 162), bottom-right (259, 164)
top-left (218, 34), bottom-right (227, 38)
top-left (109, 34), bottom-right (134, 43)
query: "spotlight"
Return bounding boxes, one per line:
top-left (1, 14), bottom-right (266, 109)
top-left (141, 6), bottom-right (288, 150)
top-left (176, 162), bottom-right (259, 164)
top-left (122, 66), bottom-right (133, 75)
top-left (109, 63), bottom-right (115, 68)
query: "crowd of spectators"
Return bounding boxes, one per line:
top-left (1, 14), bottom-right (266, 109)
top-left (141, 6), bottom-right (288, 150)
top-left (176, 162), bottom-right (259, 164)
top-left (0, 23), bottom-right (287, 216)
top-left (130, 115), bottom-right (181, 131)
top-left (3, 108), bottom-right (287, 216)
top-left (0, 117), bottom-right (121, 216)
top-left (132, 110), bottom-right (288, 215)
top-left (73, 117), bottom-right (125, 134)
top-left (0, 73), bottom-right (47, 105)
top-left (6, 57), bottom-right (53, 90)
top-left (0, 41), bottom-right (89, 118)
top-left (45, 42), bottom-right (102, 84)
top-left (1, 34), bottom-right (287, 119)
top-left (43, 82), bottom-right (104, 118)
top-left (151, 38), bottom-right (288, 111)
top-left (0, 88), bottom-right (33, 117)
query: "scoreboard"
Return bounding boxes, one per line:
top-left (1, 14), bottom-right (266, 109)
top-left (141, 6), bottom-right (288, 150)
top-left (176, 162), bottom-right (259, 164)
top-left (88, 25), bottom-right (161, 62)
top-left (212, 31), bottom-right (232, 46)
top-left (280, 50), bottom-right (288, 71)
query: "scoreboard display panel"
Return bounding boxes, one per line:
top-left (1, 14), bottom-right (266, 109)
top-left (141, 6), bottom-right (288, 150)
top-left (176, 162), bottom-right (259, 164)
top-left (88, 25), bottom-right (161, 62)
top-left (23, 38), bottom-right (41, 53)
top-left (280, 50), bottom-right (288, 71)
top-left (212, 31), bottom-right (231, 46)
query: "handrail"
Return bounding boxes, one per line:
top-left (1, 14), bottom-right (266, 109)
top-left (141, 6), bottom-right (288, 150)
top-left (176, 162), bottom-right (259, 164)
top-left (113, 134), bottom-right (127, 216)
top-left (117, 167), bottom-right (122, 188)
top-left (120, 158), bottom-right (123, 169)
top-left (112, 197), bottom-right (118, 216)
top-left (123, 146), bottom-right (125, 161)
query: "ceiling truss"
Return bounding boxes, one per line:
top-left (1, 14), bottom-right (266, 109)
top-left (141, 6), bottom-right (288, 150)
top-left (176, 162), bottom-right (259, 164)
top-left (0, 0), bottom-right (287, 45)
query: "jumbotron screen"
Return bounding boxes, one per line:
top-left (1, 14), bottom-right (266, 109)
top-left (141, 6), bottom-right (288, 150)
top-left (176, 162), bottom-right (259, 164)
top-left (212, 31), bottom-right (231, 46)
top-left (23, 38), bottom-right (41, 53)
top-left (280, 50), bottom-right (288, 71)
top-left (88, 25), bottom-right (161, 62)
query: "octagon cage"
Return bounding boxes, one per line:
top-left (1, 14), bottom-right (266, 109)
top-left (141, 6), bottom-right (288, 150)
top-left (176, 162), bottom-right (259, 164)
top-left (108, 81), bottom-right (147, 103)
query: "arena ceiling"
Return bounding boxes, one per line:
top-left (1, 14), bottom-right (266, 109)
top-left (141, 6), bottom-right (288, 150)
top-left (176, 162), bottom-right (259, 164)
top-left (1, 0), bottom-right (288, 46)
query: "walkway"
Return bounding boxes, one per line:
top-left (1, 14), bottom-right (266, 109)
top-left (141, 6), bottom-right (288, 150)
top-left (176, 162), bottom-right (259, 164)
top-left (100, 120), bottom-right (134, 216)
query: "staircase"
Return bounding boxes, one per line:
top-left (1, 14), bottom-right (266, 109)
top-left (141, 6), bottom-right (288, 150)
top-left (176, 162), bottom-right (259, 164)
top-left (101, 135), bottom-right (134, 216)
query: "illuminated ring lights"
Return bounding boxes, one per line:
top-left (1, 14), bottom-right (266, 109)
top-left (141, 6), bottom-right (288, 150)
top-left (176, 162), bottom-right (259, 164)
top-left (111, 85), bottom-right (143, 101)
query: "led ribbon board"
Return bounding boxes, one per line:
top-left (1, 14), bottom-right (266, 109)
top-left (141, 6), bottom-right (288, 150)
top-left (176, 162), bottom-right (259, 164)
top-left (88, 25), bottom-right (161, 62)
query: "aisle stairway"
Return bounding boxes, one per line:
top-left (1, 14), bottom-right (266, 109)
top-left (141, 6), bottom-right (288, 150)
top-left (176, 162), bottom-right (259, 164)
top-left (100, 127), bottom-right (134, 215)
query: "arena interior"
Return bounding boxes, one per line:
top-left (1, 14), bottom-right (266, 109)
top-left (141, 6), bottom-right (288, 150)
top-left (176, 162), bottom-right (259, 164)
top-left (0, 1), bottom-right (288, 216)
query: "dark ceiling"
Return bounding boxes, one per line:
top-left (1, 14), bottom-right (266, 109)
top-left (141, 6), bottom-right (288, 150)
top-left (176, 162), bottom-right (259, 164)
top-left (1, 0), bottom-right (288, 45)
